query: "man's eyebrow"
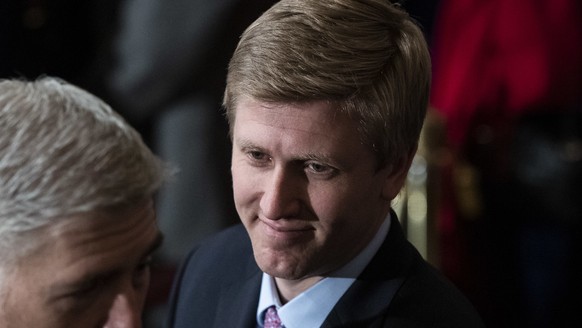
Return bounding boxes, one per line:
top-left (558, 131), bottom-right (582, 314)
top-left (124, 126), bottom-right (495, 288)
top-left (300, 152), bottom-right (333, 162)
top-left (235, 138), bottom-right (342, 166)
top-left (234, 138), bottom-right (258, 150)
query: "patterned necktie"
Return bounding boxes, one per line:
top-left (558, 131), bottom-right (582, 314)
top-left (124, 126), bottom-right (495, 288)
top-left (264, 306), bottom-right (282, 328)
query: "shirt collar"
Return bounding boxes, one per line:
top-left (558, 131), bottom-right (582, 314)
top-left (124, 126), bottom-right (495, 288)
top-left (256, 214), bottom-right (391, 328)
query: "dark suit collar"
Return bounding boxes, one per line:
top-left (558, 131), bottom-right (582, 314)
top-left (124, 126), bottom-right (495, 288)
top-left (322, 211), bottom-right (418, 327)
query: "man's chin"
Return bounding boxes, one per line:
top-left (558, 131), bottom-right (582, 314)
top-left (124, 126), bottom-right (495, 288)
top-left (254, 252), bottom-right (307, 280)
top-left (263, 268), bottom-right (304, 280)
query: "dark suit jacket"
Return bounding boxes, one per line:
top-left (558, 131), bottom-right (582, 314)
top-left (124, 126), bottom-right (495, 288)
top-left (166, 214), bottom-right (485, 327)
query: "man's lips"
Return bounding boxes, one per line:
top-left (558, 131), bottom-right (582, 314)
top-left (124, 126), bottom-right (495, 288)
top-left (259, 218), bottom-right (314, 239)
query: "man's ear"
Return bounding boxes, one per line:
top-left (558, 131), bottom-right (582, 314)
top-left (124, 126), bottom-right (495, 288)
top-left (381, 145), bottom-right (418, 201)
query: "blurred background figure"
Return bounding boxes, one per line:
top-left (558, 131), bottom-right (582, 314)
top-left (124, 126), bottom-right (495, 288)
top-left (429, 0), bottom-right (582, 327)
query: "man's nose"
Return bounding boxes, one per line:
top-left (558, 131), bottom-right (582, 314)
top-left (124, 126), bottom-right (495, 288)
top-left (260, 166), bottom-right (302, 219)
top-left (103, 293), bottom-right (142, 328)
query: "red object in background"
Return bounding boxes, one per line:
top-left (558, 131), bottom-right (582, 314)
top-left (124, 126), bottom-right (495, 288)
top-left (431, 0), bottom-right (582, 150)
top-left (429, 1), bottom-right (582, 323)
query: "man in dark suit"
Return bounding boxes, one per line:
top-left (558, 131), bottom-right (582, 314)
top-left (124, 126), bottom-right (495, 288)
top-left (166, 0), bottom-right (485, 327)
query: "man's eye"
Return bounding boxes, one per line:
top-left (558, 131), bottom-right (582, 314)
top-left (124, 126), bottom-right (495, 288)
top-left (305, 162), bottom-right (335, 175)
top-left (68, 280), bottom-right (103, 299)
top-left (247, 151), bottom-right (270, 162)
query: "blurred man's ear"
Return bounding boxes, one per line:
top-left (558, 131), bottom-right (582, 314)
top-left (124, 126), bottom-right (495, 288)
top-left (381, 145), bottom-right (417, 201)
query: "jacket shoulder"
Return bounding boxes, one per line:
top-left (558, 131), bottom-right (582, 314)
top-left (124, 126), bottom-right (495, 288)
top-left (165, 224), bottom-right (259, 327)
top-left (179, 224), bottom-right (255, 284)
top-left (387, 259), bottom-right (486, 328)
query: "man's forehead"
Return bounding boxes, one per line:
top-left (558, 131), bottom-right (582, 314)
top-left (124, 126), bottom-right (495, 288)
top-left (46, 231), bottom-right (163, 299)
top-left (22, 202), bottom-right (160, 288)
top-left (10, 201), bottom-right (157, 264)
top-left (235, 99), bottom-right (351, 134)
top-left (54, 203), bottom-right (156, 248)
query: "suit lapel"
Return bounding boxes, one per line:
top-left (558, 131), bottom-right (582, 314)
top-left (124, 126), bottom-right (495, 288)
top-left (322, 277), bottom-right (404, 327)
top-left (322, 212), bottom-right (418, 327)
top-left (214, 252), bottom-right (263, 328)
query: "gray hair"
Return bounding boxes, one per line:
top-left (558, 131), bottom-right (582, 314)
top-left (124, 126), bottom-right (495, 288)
top-left (224, 0), bottom-right (431, 166)
top-left (0, 77), bottom-right (167, 261)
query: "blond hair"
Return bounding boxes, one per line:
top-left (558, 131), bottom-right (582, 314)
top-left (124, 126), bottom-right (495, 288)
top-left (224, 0), bottom-right (431, 166)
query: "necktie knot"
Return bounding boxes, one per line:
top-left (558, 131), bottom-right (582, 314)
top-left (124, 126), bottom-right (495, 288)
top-left (264, 306), bottom-right (282, 328)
